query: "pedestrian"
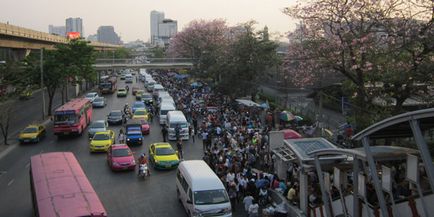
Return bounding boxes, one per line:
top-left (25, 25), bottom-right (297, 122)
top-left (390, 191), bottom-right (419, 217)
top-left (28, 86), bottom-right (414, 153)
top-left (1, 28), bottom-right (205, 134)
top-left (201, 130), bottom-right (209, 152)
top-left (175, 124), bottom-right (181, 141)
top-left (161, 125), bottom-right (168, 142)
top-left (243, 194), bottom-right (254, 213)
top-left (118, 129), bottom-right (125, 143)
top-left (189, 124), bottom-right (194, 143)
top-left (228, 184), bottom-right (237, 212)
top-left (248, 200), bottom-right (259, 217)
top-left (176, 139), bottom-right (183, 160)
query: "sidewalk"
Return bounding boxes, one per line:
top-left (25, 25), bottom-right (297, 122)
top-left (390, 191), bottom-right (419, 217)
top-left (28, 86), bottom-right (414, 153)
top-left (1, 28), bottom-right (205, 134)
top-left (259, 85), bottom-right (346, 130)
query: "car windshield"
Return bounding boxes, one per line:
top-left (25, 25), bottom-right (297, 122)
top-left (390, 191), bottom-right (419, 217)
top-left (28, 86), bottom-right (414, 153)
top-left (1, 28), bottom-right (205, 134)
top-left (86, 93), bottom-right (96, 98)
top-left (94, 97), bottom-right (104, 102)
top-left (54, 114), bottom-right (77, 123)
top-left (93, 134), bottom-right (110, 140)
top-left (90, 122), bottom-right (105, 128)
top-left (156, 147), bottom-right (175, 155)
top-left (118, 88), bottom-right (126, 92)
top-left (112, 148), bottom-right (132, 157)
top-left (23, 127), bottom-right (38, 133)
top-left (133, 103), bottom-right (145, 108)
top-left (143, 94), bottom-right (152, 99)
top-left (135, 110), bottom-right (146, 115)
top-left (170, 123), bottom-right (188, 128)
top-left (194, 189), bottom-right (229, 205)
top-left (110, 111), bottom-right (122, 116)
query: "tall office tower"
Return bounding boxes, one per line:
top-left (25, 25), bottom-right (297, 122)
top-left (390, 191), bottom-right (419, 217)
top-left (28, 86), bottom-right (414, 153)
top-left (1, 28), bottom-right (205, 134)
top-left (157, 19), bottom-right (178, 45)
top-left (48, 25), bottom-right (66, 36)
top-left (65, 17), bottom-right (84, 37)
top-left (150, 10), bottom-right (165, 44)
top-left (97, 26), bottom-right (121, 45)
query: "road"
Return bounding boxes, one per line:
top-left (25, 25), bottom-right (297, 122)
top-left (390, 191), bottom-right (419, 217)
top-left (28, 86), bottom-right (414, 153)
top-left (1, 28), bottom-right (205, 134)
top-left (0, 78), bottom-right (207, 217)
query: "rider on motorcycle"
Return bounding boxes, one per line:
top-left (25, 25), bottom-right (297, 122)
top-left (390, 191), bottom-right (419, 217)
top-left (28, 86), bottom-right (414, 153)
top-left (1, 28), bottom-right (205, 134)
top-left (124, 103), bottom-right (131, 118)
top-left (138, 153), bottom-right (150, 176)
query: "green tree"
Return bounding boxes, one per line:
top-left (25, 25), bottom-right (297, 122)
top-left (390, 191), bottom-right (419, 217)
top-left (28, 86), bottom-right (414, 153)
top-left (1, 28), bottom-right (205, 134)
top-left (148, 46), bottom-right (166, 58)
top-left (218, 23), bottom-right (279, 97)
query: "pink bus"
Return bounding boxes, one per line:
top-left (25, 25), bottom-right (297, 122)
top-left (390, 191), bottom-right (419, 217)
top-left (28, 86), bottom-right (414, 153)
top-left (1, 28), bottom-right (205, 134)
top-left (30, 152), bottom-right (107, 217)
top-left (53, 98), bottom-right (93, 136)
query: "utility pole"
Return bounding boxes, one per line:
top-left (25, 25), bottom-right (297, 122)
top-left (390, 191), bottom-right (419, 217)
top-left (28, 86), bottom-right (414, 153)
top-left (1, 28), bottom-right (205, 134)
top-left (40, 49), bottom-right (46, 120)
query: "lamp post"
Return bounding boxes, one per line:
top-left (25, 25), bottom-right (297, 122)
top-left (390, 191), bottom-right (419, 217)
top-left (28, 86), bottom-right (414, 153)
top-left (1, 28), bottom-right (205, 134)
top-left (40, 49), bottom-right (46, 120)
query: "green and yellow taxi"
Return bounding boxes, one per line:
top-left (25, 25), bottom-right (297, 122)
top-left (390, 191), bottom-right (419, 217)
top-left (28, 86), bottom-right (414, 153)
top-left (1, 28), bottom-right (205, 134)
top-left (89, 130), bottom-right (115, 152)
top-left (117, 88), bottom-right (127, 97)
top-left (149, 143), bottom-right (180, 169)
top-left (132, 109), bottom-right (149, 121)
top-left (18, 124), bottom-right (46, 144)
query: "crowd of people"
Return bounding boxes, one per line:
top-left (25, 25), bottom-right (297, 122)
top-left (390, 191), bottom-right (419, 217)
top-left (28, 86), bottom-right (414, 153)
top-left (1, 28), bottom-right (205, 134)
top-left (151, 71), bottom-right (295, 216)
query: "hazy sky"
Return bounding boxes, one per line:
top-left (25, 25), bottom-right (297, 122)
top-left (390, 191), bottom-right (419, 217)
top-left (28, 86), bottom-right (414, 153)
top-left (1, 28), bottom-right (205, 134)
top-left (1, 0), bottom-right (297, 42)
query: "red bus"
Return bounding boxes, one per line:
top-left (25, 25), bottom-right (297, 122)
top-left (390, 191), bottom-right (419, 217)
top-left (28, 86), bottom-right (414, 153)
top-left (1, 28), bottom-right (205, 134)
top-left (30, 152), bottom-right (107, 217)
top-left (99, 76), bottom-right (117, 94)
top-left (53, 98), bottom-right (93, 136)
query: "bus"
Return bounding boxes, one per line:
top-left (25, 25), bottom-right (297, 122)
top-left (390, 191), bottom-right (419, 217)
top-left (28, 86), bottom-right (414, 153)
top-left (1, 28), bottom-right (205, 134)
top-left (30, 152), bottom-right (107, 217)
top-left (99, 76), bottom-right (117, 94)
top-left (53, 98), bottom-right (93, 136)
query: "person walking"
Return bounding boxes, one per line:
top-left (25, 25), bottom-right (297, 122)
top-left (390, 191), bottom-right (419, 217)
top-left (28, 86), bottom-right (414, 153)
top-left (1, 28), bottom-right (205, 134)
top-left (118, 129), bottom-right (125, 143)
top-left (161, 125), bottom-right (168, 142)
top-left (176, 139), bottom-right (183, 160)
top-left (189, 124), bottom-right (194, 143)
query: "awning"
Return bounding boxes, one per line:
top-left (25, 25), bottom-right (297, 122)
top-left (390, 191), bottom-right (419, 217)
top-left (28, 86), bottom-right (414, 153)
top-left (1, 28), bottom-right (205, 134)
top-left (236, 99), bottom-right (260, 107)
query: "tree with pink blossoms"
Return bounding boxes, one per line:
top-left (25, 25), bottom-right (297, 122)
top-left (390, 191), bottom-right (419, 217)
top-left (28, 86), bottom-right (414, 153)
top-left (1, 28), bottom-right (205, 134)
top-left (284, 0), bottom-right (433, 126)
top-left (167, 19), bottom-right (230, 79)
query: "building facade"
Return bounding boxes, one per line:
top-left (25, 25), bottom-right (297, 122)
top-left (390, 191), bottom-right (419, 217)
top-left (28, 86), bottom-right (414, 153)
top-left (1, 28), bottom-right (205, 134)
top-left (48, 25), bottom-right (66, 36)
top-left (97, 26), bottom-right (121, 45)
top-left (157, 19), bottom-right (178, 46)
top-left (150, 10), bottom-right (165, 45)
top-left (65, 17), bottom-right (83, 37)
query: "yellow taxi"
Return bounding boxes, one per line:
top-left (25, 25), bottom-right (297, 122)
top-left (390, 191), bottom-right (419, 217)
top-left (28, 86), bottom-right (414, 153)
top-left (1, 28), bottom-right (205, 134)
top-left (89, 130), bottom-right (115, 152)
top-left (149, 143), bottom-right (180, 169)
top-left (18, 124), bottom-right (46, 144)
top-left (132, 109), bottom-right (149, 121)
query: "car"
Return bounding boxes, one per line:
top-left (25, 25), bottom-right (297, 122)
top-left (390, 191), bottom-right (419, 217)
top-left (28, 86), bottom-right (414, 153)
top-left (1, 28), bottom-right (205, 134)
top-left (132, 101), bottom-right (146, 113)
top-left (120, 74), bottom-right (126, 80)
top-left (89, 130), bottom-right (115, 152)
top-left (125, 124), bottom-right (143, 146)
top-left (85, 92), bottom-right (99, 102)
top-left (135, 90), bottom-right (145, 101)
top-left (92, 97), bottom-right (106, 108)
top-left (18, 124), bottom-right (46, 144)
top-left (88, 120), bottom-right (108, 138)
top-left (107, 110), bottom-right (126, 125)
top-left (117, 88), bottom-right (127, 97)
top-left (149, 143), bottom-right (180, 169)
top-left (141, 93), bottom-right (153, 105)
top-left (132, 109), bottom-right (148, 121)
top-left (129, 119), bottom-right (150, 135)
top-left (107, 144), bottom-right (136, 171)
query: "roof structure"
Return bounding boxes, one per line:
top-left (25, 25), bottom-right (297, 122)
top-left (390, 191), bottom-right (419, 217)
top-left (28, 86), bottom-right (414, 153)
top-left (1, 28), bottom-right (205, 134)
top-left (283, 138), bottom-right (346, 163)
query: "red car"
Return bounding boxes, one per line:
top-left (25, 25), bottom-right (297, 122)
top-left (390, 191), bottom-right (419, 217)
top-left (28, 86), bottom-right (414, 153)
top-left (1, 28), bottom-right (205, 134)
top-left (140, 119), bottom-right (150, 135)
top-left (107, 144), bottom-right (136, 171)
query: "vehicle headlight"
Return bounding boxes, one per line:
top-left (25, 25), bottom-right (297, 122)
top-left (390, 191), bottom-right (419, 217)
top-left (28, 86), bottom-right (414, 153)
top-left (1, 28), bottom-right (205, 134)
top-left (222, 207), bottom-right (231, 214)
top-left (113, 162), bottom-right (120, 166)
top-left (127, 138), bottom-right (130, 141)
top-left (139, 137), bottom-right (142, 140)
top-left (131, 159), bottom-right (136, 164)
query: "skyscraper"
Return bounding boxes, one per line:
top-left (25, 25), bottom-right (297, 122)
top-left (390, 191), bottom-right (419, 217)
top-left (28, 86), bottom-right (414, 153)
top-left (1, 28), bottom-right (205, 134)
top-left (150, 10), bottom-right (165, 44)
top-left (97, 26), bottom-right (121, 45)
top-left (65, 17), bottom-right (84, 37)
top-left (48, 25), bottom-right (66, 36)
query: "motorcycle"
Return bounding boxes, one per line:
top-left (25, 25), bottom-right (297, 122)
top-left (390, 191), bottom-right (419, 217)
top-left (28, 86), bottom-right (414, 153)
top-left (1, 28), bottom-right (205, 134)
top-left (138, 164), bottom-right (149, 179)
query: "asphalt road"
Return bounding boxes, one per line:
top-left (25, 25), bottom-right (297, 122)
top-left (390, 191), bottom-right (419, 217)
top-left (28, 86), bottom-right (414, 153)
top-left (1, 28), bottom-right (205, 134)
top-left (0, 78), bottom-right (204, 217)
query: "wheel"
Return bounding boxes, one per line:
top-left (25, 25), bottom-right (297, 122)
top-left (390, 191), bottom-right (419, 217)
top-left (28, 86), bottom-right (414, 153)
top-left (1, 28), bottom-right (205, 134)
top-left (35, 137), bottom-right (40, 143)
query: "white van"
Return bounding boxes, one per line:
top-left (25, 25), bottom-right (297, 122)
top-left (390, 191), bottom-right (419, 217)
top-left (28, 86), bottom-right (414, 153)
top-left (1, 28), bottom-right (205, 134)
top-left (176, 160), bottom-right (232, 217)
top-left (160, 95), bottom-right (175, 108)
top-left (152, 84), bottom-right (165, 98)
top-left (159, 102), bottom-right (176, 125)
top-left (167, 110), bottom-right (189, 140)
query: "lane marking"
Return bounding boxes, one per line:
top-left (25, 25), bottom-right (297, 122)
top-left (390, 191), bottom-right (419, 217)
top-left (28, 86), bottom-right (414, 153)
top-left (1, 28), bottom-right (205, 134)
top-left (7, 179), bottom-right (14, 186)
top-left (25, 162), bottom-right (30, 169)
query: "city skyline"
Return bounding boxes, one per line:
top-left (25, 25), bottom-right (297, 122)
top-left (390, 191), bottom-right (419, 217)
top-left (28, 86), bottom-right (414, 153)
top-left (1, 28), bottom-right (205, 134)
top-left (0, 0), bottom-right (295, 42)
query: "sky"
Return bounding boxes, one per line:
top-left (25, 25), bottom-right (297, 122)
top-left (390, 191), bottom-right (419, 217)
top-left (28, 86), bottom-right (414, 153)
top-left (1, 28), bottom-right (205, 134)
top-left (1, 0), bottom-right (298, 42)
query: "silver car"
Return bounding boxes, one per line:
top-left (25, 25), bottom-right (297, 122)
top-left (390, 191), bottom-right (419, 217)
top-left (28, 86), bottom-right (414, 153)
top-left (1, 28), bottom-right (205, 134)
top-left (88, 120), bottom-right (108, 138)
top-left (92, 97), bottom-right (106, 108)
top-left (85, 92), bottom-right (99, 103)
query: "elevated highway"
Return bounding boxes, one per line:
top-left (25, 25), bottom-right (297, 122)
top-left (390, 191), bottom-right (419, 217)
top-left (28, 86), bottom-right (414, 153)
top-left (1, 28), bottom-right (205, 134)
top-left (93, 58), bottom-right (194, 69)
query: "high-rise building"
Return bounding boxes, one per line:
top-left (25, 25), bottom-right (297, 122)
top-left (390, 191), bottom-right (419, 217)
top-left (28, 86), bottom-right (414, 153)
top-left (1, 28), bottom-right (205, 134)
top-left (158, 19), bottom-right (178, 45)
top-left (150, 11), bottom-right (177, 46)
top-left (65, 17), bottom-right (83, 37)
top-left (150, 10), bottom-right (165, 44)
top-left (97, 26), bottom-right (121, 45)
top-left (48, 25), bottom-right (66, 36)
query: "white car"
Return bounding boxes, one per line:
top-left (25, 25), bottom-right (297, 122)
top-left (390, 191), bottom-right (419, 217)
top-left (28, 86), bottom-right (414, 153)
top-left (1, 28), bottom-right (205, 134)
top-left (85, 92), bottom-right (99, 102)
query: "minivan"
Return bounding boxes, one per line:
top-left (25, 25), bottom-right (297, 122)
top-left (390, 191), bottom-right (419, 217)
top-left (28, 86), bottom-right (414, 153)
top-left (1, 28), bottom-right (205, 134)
top-left (167, 110), bottom-right (189, 140)
top-left (152, 84), bottom-right (165, 99)
top-left (159, 102), bottom-right (176, 125)
top-left (125, 74), bottom-right (133, 83)
top-left (176, 160), bottom-right (232, 217)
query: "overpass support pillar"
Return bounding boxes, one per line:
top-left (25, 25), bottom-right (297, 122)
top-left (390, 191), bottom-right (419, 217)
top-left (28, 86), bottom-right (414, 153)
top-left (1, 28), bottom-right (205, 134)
top-left (9, 48), bottom-right (31, 61)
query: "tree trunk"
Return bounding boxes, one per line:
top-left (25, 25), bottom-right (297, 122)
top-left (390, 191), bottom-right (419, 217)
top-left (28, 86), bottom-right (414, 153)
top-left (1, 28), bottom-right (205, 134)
top-left (47, 88), bottom-right (56, 116)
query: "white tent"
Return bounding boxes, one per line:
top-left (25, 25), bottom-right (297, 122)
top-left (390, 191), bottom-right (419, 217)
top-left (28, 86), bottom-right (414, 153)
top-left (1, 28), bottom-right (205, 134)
top-left (236, 99), bottom-right (260, 107)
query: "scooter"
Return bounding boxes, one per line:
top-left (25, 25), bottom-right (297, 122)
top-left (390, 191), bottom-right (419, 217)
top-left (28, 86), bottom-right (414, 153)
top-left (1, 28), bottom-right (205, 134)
top-left (138, 164), bottom-right (149, 180)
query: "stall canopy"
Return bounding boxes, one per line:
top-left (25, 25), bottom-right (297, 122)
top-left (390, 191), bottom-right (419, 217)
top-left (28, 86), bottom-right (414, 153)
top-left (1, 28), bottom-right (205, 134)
top-left (281, 129), bottom-right (303, 139)
top-left (236, 99), bottom-right (260, 107)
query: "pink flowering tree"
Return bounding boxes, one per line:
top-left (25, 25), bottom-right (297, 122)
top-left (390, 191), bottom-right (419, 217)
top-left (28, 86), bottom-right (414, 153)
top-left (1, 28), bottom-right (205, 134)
top-left (167, 19), bottom-right (230, 79)
top-left (283, 0), bottom-right (433, 121)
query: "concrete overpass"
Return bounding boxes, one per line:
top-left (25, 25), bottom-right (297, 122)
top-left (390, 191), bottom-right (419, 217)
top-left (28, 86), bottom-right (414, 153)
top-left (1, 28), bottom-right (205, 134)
top-left (0, 22), bottom-right (120, 60)
top-left (93, 62), bottom-right (193, 70)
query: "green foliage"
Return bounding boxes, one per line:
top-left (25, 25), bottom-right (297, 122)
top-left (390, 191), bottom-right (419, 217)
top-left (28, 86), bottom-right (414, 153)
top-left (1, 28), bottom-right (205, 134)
top-left (148, 46), bottom-right (166, 58)
top-left (95, 47), bottom-right (132, 59)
